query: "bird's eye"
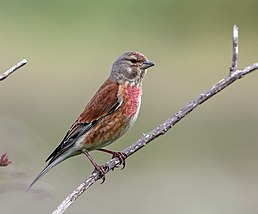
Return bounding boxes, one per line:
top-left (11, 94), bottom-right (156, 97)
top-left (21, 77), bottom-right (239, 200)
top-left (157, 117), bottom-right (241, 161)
top-left (130, 59), bottom-right (137, 63)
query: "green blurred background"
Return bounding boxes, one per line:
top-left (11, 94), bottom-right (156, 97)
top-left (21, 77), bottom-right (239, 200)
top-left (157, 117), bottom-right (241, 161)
top-left (1, 0), bottom-right (258, 213)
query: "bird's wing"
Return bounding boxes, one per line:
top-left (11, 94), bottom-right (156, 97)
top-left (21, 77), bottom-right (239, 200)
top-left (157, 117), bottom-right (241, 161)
top-left (45, 79), bottom-right (122, 163)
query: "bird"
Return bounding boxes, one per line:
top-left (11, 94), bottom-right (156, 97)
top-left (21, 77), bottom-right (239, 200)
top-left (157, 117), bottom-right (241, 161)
top-left (27, 51), bottom-right (154, 190)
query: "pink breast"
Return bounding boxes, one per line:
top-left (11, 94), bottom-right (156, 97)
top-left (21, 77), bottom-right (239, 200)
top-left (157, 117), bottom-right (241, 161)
top-left (124, 85), bottom-right (142, 118)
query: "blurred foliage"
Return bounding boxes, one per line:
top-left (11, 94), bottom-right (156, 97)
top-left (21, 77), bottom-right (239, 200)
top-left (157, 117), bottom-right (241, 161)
top-left (0, 0), bottom-right (258, 213)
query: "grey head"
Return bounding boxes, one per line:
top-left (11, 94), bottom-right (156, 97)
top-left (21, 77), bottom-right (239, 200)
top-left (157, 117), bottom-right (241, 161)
top-left (110, 51), bottom-right (154, 86)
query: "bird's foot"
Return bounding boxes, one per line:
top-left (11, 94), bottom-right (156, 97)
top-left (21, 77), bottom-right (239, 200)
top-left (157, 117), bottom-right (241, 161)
top-left (97, 149), bottom-right (127, 170)
top-left (82, 149), bottom-right (108, 184)
top-left (111, 151), bottom-right (127, 170)
top-left (93, 164), bottom-right (109, 184)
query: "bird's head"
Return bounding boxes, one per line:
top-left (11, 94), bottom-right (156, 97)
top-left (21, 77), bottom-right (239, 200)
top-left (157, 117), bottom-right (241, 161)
top-left (110, 51), bottom-right (154, 86)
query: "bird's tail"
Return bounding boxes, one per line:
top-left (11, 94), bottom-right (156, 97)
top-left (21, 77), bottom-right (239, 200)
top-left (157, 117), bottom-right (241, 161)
top-left (27, 150), bottom-right (73, 191)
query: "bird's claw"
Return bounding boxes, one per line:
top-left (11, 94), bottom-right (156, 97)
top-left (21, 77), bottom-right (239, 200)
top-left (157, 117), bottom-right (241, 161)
top-left (93, 165), bottom-right (109, 184)
top-left (112, 152), bottom-right (127, 170)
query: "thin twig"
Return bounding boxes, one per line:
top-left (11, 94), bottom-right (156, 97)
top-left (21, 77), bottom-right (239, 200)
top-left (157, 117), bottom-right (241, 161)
top-left (53, 25), bottom-right (258, 214)
top-left (230, 25), bottom-right (239, 73)
top-left (0, 59), bottom-right (27, 81)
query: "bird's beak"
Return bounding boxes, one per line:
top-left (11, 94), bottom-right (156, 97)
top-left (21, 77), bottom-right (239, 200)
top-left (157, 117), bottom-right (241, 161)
top-left (141, 60), bottom-right (155, 69)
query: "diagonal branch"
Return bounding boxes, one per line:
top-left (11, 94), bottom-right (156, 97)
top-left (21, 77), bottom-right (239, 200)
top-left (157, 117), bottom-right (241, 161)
top-left (53, 25), bottom-right (258, 214)
top-left (0, 59), bottom-right (27, 81)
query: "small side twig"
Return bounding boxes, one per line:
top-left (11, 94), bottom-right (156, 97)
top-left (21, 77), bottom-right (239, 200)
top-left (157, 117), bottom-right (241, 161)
top-left (53, 25), bottom-right (258, 214)
top-left (230, 25), bottom-right (239, 73)
top-left (0, 59), bottom-right (27, 81)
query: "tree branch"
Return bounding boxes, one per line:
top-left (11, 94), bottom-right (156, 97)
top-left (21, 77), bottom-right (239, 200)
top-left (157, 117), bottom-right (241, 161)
top-left (0, 59), bottom-right (27, 81)
top-left (53, 25), bottom-right (257, 214)
top-left (230, 25), bottom-right (239, 73)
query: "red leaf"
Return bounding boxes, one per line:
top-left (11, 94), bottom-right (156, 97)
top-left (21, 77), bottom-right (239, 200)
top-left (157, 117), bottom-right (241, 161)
top-left (0, 153), bottom-right (12, 166)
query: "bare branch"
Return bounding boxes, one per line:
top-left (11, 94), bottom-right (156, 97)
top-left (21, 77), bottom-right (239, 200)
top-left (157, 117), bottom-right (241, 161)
top-left (230, 25), bottom-right (239, 73)
top-left (0, 59), bottom-right (27, 81)
top-left (53, 25), bottom-right (258, 214)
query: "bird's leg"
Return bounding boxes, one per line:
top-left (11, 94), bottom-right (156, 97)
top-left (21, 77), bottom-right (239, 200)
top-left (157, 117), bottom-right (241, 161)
top-left (97, 148), bottom-right (127, 169)
top-left (82, 149), bottom-right (108, 183)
